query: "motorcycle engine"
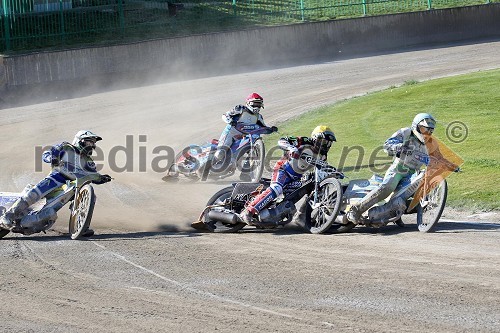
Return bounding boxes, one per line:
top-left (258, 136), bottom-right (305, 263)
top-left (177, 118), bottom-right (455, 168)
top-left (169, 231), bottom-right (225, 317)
top-left (20, 207), bottom-right (57, 232)
top-left (259, 200), bottom-right (297, 225)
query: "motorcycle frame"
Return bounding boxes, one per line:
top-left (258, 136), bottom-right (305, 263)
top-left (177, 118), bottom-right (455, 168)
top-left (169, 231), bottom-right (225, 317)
top-left (9, 173), bottom-right (100, 235)
top-left (175, 126), bottom-right (269, 176)
top-left (349, 169), bottom-right (426, 225)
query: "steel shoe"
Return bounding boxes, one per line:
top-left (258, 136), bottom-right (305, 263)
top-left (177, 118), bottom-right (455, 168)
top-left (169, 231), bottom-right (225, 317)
top-left (0, 213), bottom-right (15, 230)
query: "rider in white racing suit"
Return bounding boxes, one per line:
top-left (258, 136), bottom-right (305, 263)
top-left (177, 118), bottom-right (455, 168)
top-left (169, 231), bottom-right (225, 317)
top-left (212, 92), bottom-right (277, 170)
top-left (0, 130), bottom-right (111, 235)
top-left (239, 125), bottom-right (337, 224)
top-left (346, 113), bottom-right (442, 223)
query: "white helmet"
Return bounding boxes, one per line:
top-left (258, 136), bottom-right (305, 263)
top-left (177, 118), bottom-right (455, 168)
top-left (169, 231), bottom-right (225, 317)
top-left (72, 130), bottom-right (102, 155)
top-left (411, 113), bottom-right (436, 143)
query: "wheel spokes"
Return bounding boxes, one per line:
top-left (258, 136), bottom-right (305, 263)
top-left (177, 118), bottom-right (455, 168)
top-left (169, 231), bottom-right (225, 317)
top-left (311, 184), bottom-right (339, 227)
top-left (420, 182), bottom-right (445, 227)
top-left (75, 189), bottom-right (91, 228)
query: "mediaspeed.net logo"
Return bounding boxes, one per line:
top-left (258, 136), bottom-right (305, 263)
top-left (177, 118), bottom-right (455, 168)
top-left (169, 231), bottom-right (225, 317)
top-left (32, 122), bottom-right (465, 189)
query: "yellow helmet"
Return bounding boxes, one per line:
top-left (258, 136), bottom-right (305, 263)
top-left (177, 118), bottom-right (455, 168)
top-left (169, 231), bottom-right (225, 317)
top-left (311, 125), bottom-right (336, 154)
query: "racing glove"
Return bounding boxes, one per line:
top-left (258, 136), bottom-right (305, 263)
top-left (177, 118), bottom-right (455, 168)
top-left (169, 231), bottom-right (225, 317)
top-left (50, 143), bottom-right (65, 167)
top-left (94, 174), bottom-right (112, 184)
top-left (395, 144), bottom-right (413, 158)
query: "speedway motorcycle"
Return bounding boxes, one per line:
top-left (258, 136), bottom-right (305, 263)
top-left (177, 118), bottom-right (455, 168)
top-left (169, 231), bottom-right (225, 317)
top-left (163, 124), bottom-right (276, 182)
top-left (0, 157), bottom-right (111, 240)
top-left (192, 153), bottom-right (345, 234)
top-left (333, 156), bottom-right (459, 233)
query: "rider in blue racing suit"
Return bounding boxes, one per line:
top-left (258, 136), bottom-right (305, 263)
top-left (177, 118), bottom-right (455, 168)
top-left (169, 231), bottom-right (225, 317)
top-left (0, 130), bottom-right (111, 235)
top-left (211, 93), bottom-right (277, 173)
top-left (239, 125), bottom-right (337, 224)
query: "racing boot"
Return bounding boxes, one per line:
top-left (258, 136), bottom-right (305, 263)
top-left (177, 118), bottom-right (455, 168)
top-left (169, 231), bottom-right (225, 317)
top-left (0, 198), bottom-right (29, 229)
top-left (81, 228), bottom-right (94, 237)
top-left (346, 205), bottom-right (362, 224)
top-left (291, 194), bottom-right (308, 226)
top-left (238, 187), bottom-right (277, 225)
top-left (346, 186), bottom-right (389, 224)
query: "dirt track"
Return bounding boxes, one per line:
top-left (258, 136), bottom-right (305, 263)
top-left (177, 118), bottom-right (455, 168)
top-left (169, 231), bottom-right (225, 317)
top-left (1, 41), bottom-right (499, 332)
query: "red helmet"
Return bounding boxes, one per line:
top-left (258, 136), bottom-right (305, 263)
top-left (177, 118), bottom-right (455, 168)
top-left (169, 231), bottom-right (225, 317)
top-left (245, 93), bottom-right (264, 114)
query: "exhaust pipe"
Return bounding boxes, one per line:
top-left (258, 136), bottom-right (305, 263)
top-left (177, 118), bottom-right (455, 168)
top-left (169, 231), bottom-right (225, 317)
top-left (207, 210), bottom-right (240, 225)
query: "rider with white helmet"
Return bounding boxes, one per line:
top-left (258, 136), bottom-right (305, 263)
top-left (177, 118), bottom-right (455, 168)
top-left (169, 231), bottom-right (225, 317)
top-left (72, 130), bottom-right (102, 155)
top-left (239, 125), bottom-right (337, 224)
top-left (347, 113), bottom-right (438, 223)
top-left (0, 130), bottom-right (111, 235)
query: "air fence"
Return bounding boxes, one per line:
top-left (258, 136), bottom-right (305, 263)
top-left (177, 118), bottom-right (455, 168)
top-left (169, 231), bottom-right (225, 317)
top-left (0, 0), bottom-right (498, 52)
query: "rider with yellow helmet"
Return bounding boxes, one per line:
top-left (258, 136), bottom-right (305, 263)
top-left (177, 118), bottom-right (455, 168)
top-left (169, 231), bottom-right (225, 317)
top-left (239, 125), bottom-right (337, 224)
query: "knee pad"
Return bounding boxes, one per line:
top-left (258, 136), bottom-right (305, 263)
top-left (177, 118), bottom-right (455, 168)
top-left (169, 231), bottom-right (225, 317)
top-left (22, 189), bottom-right (41, 206)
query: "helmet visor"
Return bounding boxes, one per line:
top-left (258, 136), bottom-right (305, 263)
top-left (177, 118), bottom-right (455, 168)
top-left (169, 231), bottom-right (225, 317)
top-left (247, 99), bottom-right (263, 111)
top-left (418, 124), bottom-right (434, 135)
top-left (83, 138), bottom-right (96, 146)
top-left (315, 139), bottom-right (333, 154)
top-left (81, 138), bottom-right (97, 154)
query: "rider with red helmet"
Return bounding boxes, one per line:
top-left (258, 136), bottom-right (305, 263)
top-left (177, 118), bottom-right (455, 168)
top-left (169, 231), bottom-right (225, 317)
top-left (213, 93), bottom-right (277, 171)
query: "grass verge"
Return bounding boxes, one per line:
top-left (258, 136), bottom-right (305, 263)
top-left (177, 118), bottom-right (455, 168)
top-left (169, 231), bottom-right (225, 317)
top-left (264, 68), bottom-right (500, 211)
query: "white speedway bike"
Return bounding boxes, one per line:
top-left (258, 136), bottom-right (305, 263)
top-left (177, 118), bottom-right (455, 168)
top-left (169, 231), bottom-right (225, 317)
top-left (334, 157), bottom-right (460, 233)
top-left (0, 159), bottom-right (111, 240)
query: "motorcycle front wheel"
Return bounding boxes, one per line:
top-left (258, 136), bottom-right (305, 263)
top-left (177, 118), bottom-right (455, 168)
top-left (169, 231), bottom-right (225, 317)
top-left (237, 139), bottom-right (265, 183)
top-left (202, 186), bottom-right (246, 233)
top-left (68, 184), bottom-right (96, 240)
top-left (304, 177), bottom-right (343, 234)
top-left (416, 179), bottom-right (447, 232)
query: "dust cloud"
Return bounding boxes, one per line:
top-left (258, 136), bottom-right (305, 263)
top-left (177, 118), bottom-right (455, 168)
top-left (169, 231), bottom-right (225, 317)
top-left (1, 41), bottom-right (499, 232)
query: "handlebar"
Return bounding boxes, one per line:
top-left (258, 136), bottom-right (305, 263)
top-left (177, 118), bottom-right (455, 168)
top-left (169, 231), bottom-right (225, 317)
top-left (300, 153), bottom-right (345, 179)
top-left (235, 124), bottom-right (277, 135)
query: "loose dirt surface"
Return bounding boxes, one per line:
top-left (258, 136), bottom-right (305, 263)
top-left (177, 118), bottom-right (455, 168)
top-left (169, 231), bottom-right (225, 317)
top-left (1, 41), bottom-right (499, 332)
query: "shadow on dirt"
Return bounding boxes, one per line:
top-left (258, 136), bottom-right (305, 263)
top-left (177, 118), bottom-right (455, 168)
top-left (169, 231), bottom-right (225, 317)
top-left (327, 220), bottom-right (500, 235)
top-left (88, 231), bottom-right (204, 240)
top-left (3, 220), bottom-right (497, 241)
top-left (427, 220), bottom-right (500, 233)
top-left (0, 229), bottom-right (204, 241)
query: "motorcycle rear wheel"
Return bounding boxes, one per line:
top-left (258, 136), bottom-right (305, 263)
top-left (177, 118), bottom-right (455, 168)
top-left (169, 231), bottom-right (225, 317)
top-left (68, 184), bottom-right (96, 240)
top-left (202, 186), bottom-right (246, 233)
top-left (304, 177), bottom-right (343, 234)
top-left (237, 139), bottom-right (265, 182)
top-left (416, 179), bottom-right (447, 232)
top-left (168, 145), bottom-right (202, 176)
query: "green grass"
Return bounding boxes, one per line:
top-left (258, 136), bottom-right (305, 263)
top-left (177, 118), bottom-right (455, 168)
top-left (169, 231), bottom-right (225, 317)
top-left (264, 69), bottom-right (500, 211)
